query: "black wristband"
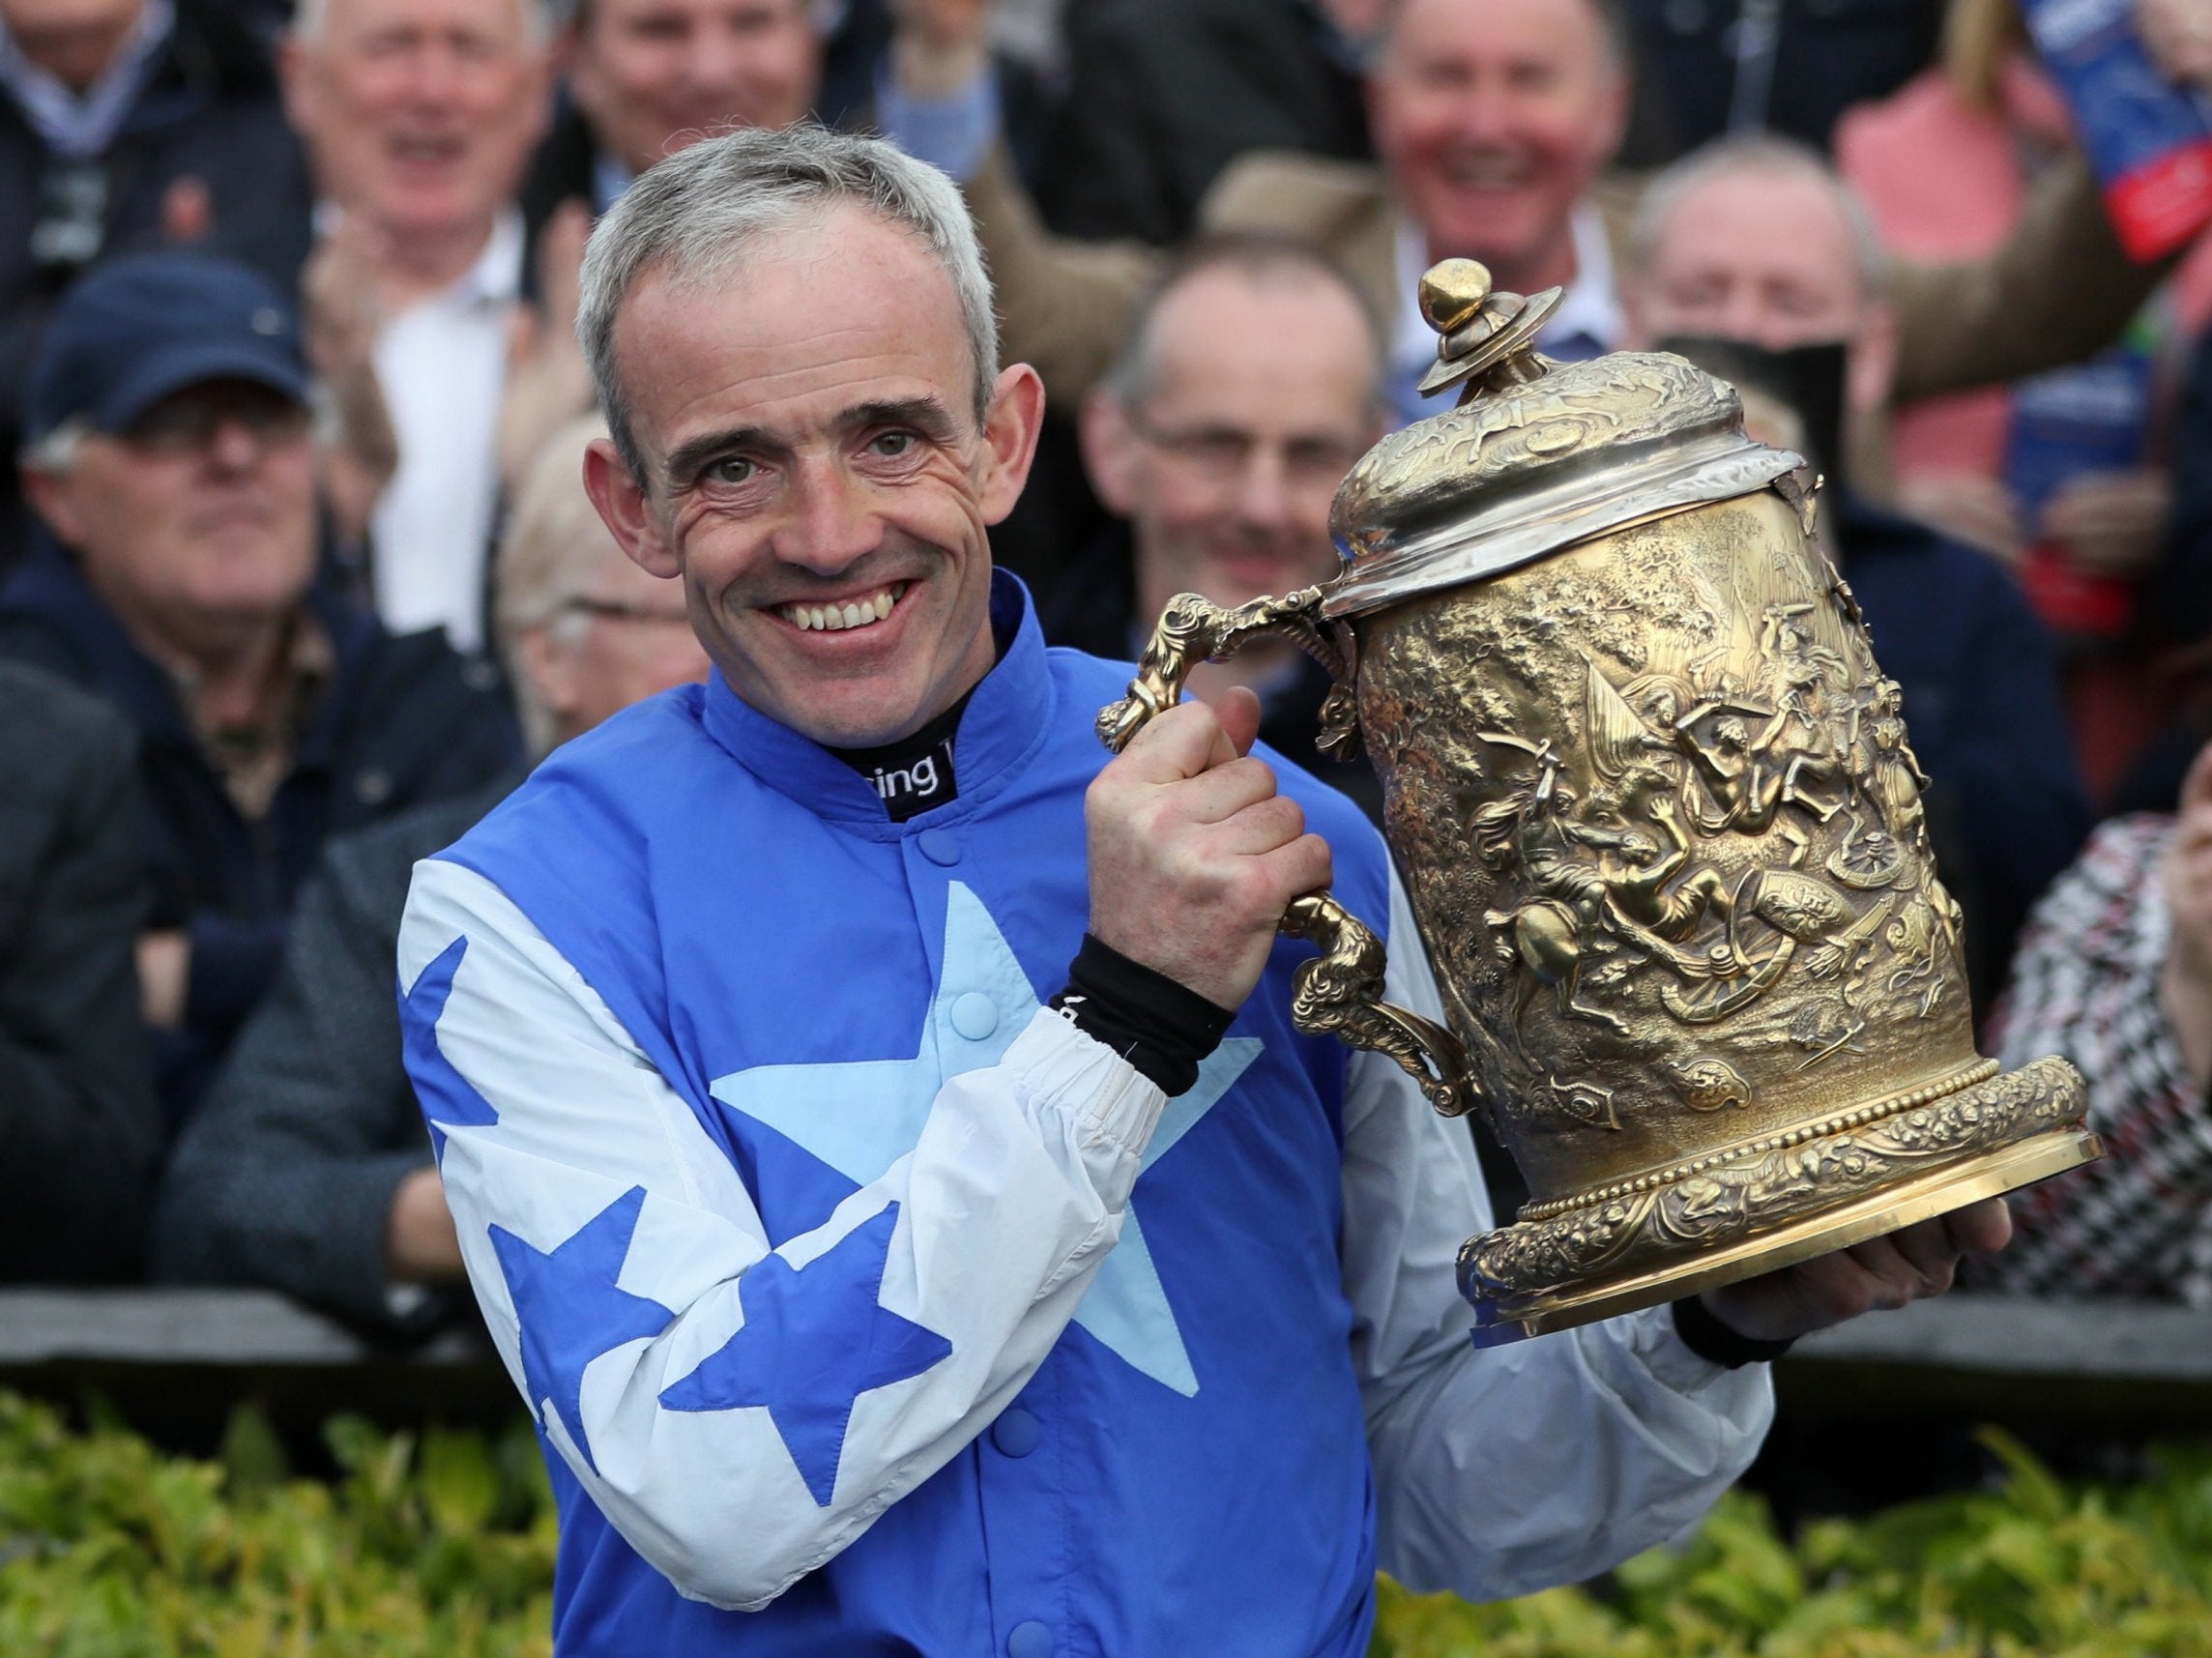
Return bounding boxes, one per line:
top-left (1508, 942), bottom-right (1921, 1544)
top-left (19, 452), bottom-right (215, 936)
top-left (1671, 1294), bottom-right (1796, 1369)
top-left (1049, 933), bottom-right (1237, 1096)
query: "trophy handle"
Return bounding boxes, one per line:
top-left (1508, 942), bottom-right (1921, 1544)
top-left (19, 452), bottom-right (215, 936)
top-left (1098, 592), bottom-right (1473, 1117)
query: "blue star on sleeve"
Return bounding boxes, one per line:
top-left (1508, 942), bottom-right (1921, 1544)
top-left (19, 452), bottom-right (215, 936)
top-left (402, 934), bottom-right (501, 1157)
top-left (489, 1185), bottom-right (675, 1474)
top-left (658, 1202), bottom-right (952, 1507)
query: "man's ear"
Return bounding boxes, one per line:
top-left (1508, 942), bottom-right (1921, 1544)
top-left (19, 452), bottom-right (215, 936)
top-left (1077, 386), bottom-right (1140, 516)
top-left (21, 466), bottom-right (86, 550)
top-left (1848, 302), bottom-right (1900, 415)
top-left (583, 437), bottom-right (680, 578)
top-left (276, 32), bottom-right (313, 142)
top-left (511, 623), bottom-right (578, 728)
top-left (975, 363), bottom-right (1047, 527)
top-left (1590, 65), bottom-right (1633, 172)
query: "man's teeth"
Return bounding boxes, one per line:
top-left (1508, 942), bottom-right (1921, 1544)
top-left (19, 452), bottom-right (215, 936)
top-left (781, 585), bottom-right (901, 631)
top-left (1443, 154), bottom-right (1529, 188)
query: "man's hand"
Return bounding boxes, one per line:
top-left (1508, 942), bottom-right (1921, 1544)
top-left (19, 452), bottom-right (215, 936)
top-left (2161, 743), bottom-right (2212, 1087)
top-left (1694, 1198), bottom-right (2014, 1345)
top-left (888, 0), bottom-right (991, 96)
top-left (497, 197), bottom-right (597, 491)
top-left (385, 1164), bottom-right (465, 1283)
top-left (2040, 467), bottom-right (2172, 578)
top-left (1085, 687), bottom-right (1332, 1010)
top-left (303, 213), bottom-right (399, 546)
top-left (136, 930), bottom-right (189, 1029)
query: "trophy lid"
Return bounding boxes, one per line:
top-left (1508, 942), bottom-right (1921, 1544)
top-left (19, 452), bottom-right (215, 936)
top-left (1323, 258), bottom-right (1803, 621)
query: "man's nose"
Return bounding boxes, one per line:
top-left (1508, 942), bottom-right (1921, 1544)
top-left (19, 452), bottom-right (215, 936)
top-left (686, 27), bottom-right (749, 98)
top-left (779, 455), bottom-right (881, 571)
top-left (1233, 444), bottom-right (1295, 532)
top-left (205, 416), bottom-right (265, 472)
top-left (402, 43), bottom-right (468, 107)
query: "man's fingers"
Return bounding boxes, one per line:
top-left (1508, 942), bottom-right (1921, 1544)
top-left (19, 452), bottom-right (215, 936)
top-left (1210, 684), bottom-right (1263, 760)
top-left (1116, 698), bottom-right (1249, 783)
top-left (2181, 742), bottom-right (2212, 816)
top-left (1939, 1196), bottom-right (2013, 1256)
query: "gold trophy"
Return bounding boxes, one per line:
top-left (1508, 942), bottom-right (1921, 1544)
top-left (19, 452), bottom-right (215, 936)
top-left (1099, 259), bottom-right (2100, 1336)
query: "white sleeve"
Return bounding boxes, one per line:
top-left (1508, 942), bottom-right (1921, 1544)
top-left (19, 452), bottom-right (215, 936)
top-left (1345, 865), bottom-right (1775, 1602)
top-left (400, 858), bottom-right (1166, 1612)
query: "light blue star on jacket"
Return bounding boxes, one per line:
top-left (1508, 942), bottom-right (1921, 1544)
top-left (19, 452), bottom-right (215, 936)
top-left (709, 883), bottom-right (1260, 1397)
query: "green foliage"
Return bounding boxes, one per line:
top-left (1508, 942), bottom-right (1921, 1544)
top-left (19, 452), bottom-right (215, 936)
top-left (1374, 1428), bottom-right (2212, 1658)
top-left (0, 1393), bottom-right (555, 1658)
top-left (10, 1392), bottom-right (2212, 1658)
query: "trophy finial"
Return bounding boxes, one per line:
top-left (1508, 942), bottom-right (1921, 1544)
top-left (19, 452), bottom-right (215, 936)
top-left (1415, 257), bottom-right (1568, 402)
top-left (1418, 259), bottom-right (1493, 334)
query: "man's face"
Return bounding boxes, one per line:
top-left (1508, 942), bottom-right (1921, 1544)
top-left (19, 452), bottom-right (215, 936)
top-left (0, 0), bottom-right (145, 88)
top-left (524, 538), bottom-right (712, 742)
top-left (26, 380), bottom-right (318, 655)
top-left (1083, 266), bottom-right (1380, 628)
top-left (1625, 165), bottom-right (1897, 409)
top-left (284, 0), bottom-right (549, 247)
top-left (570, 0), bottom-right (817, 178)
top-left (585, 204), bottom-right (1042, 748)
top-left (1368, 0), bottom-right (1627, 276)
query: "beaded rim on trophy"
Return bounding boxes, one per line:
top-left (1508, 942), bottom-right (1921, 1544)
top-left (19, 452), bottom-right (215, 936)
top-left (1096, 257), bottom-right (2101, 1336)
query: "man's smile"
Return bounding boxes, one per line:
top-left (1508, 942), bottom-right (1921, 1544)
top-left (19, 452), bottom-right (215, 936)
top-left (771, 579), bottom-right (911, 632)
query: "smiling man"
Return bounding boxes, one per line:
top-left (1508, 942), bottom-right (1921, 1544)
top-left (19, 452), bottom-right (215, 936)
top-left (282, 0), bottom-right (553, 653)
top-left (1054, 234), bottom-right (1386, 819)
top-left (2, 248), bottom-right (517, 1127)
top-left (396, 124), bottom-right (2007, 1656)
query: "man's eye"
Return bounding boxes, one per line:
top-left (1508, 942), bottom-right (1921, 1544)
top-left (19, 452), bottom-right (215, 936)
top-left (706, 456), bottom-right (756, 485)
top-left (869, 430), bottom-right (917, 458)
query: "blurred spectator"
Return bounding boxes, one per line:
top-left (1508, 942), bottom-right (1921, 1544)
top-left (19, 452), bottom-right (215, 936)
top-left (0, 0), bottom-right (311, 566)
top-left (498, 0), bottom-right (1053, 506)
top-left (0, 659), bottom-right (159, 1282)
top-left (1617, 0), bottom-right (1945, 159)
top-left (1623, 134), bottom-right (2088, 1004)
top-left (150, 414), bottom-right (708, 1331)
top-left (911, 0), bottom-right (2160, 455)
top-left (280, 0), bottom-right (554, 654)
top-left (1051, 234), bottom-right (1384, 817)
top-left (1979, 741), bottom-right (2212, 1303)
top-left (1036, 0), bottom-right (1381, 245)
top-left (1838, 0), bottom-right (2212, 800)
top-left (0, 248), bottom-right (519, 1128)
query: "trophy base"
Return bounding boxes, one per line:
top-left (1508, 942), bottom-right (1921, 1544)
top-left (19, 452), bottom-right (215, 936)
top-left (1462, 1055), bottom-right (2097, 1337)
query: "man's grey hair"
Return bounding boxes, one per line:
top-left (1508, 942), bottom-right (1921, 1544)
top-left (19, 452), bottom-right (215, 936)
top-left (1368, 0), bottom-right (1633, 73)
top-left (1628, 132), bottom-right (1893, 303)
top-left (292, 0), bottom-right (553, 46)
top-left (1098, 232), bottom-right (1388, 420)
top-left (494, 413), bottom-right (622, 755)
top-left (577, 123), bottom-right (1001, 487)
top-left (20, 417), bottom-right (90, 474)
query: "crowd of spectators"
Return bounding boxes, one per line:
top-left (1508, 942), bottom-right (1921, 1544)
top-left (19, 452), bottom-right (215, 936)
top-left (4, 0), bottom-right (2212, 1331)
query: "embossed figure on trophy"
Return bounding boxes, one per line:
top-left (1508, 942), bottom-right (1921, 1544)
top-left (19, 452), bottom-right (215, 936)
top-left (1477, 735), bottom-right (1755, 1043)
top-left (1669, 1055), bottom-right (1754, 1113)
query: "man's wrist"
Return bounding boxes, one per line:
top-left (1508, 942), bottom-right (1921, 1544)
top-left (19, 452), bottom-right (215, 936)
top-left (1672, 1294), bottom-right (1796, 1369)
top-left (1050, 933), bottom-right (1237, 1096)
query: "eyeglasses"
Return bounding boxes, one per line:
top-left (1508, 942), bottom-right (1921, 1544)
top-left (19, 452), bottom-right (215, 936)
top-left (121, 387), bottom-right (312, 457)
top-left (1125, 413), bottom-right (1369, 497)
top-left (562, 596), bottom-right (694, 626)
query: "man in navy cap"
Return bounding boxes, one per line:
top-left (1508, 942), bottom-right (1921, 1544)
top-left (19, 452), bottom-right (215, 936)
top-left (3, 247), bottom-right (518, 1133)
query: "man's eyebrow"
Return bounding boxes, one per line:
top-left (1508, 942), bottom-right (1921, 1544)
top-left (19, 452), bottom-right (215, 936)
top-left (659, 397), bottom-right (964, 486)
top-left (841, 397), bottom-right (962, 441)
top-left (662, 424), bottom-right (780, 485)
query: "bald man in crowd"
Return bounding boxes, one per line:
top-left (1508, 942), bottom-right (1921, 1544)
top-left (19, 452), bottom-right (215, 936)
top-left (1620, 131), bottom-right (2088, 1004)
